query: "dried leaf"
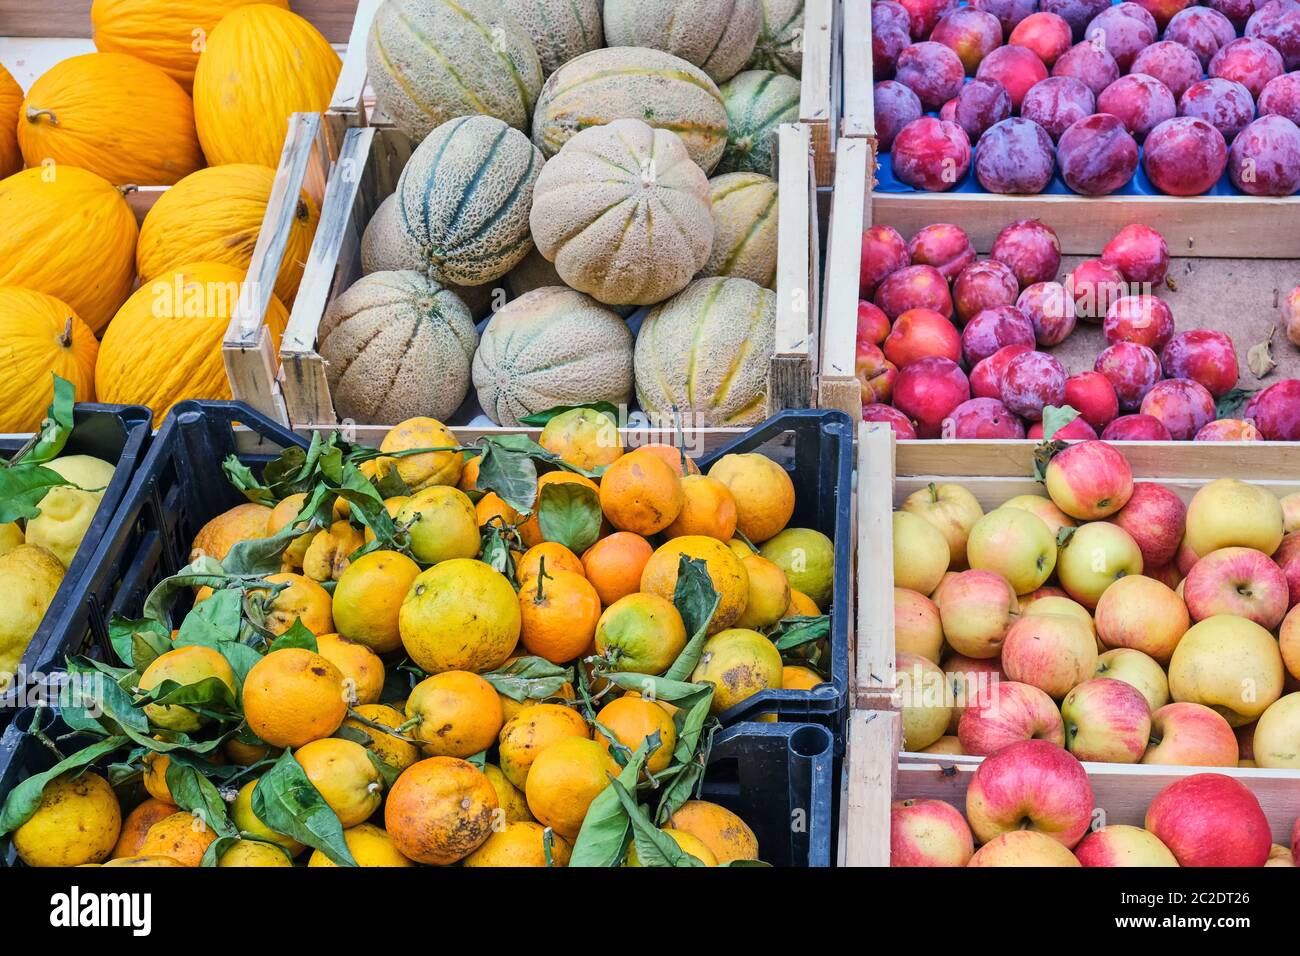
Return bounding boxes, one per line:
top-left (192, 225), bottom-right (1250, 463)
top-left (1247, 329), bottom-right (1277, 380)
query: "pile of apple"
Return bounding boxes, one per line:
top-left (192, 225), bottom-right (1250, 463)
top-left (892, 743), bottom-right (1299, 866)
top-left (872, 0), bottom-right (1300, 196)
top-left (858, 216), bottom-right (1300, 440)
top-left (892, 439), bottom-right (1300, 776)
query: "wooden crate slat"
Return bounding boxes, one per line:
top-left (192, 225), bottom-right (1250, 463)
top-left (770, 122), bottom-right (818, 413)
top-left (0, 0), bottom-right (360, 40)
top-left (818, 135), bottom-right (869, 420)
top-left (856, 422), bottom-right (896, 708)
top-left (839, 0), bottom-right (874, 142)
top-left (841, 709), bottom-right (899, 866)
top-left (325, 0), bottom-right (380, 158)
top-left (798, 0), bottom-right (837, 186)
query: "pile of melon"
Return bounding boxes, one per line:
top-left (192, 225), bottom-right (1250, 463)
top-left (0, 0), bottom-right (338, 430)
top-left (321, 0), bottom-right (805, 428)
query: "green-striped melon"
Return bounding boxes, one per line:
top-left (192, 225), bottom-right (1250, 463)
top-left (701, 172), bottom-right (779, 289)
top-left (396, 114), bottom-right (543, 287)
top-left (530, 119), bottom-right (713, 307)
top-left (531, 47), bottom-right (730, 172)
top-left (319, 271), bottom-right (478, 424)
top-left (361, 194), bottom-right (425, 275)
top-left (717, 70), bottom-right (801, 175)
top-left (748, 0), bottom-right (805, 76)
top-left (472, 287), bottom-right (634, 425)
top-left (503, 0), bottom-right (603, 77)
top-left (603, 0), bottom-right (761, 84)
top-left (634, 276), bottom-right (776, 426)
top-left (367, 0), bottom-right (543, 141)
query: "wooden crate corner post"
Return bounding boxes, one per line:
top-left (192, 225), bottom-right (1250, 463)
top-left (818, 135), bottom-right (871, 420)
top-left (839, 0), bottom-right (876, 148)
top-left (800, 0), bottom-right (837, 185)
top-left (840, 708), bottom-right (901, 867)
top-left (856, 421), bottom-right (897, 709)
top-left (324, 0), bottom-right (382, 157)
top-left (769, 122), bottom-right (820, 414)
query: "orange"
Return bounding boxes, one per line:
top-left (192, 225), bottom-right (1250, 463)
top-left (385, 757), bottom-right (498, 865)
top-left (339, 703), bottom-right (421, 771)
top-left (476, 491), bottom-right (521, 529)
top-left (406, 671), bottom-right (503, 758)
top-left (379, 417), bottom-right (462, 490)
top-left (307, 822), bottom-right (415, 867)
top-left (517, 541), bottom-right (584, 581)
top-left (707, 453), bottom-right (795, 544)
top-left (217, 840), bottom-right (294, 867)
top-left (361, 496), bottom-right (411, 545)
top-left (582, 532), bottom-right (653, 606)
top-left (524, 737), bottom-right (619, 839)
top-left (640, 536), bottom-right (750, 634)
top-left (302, 520), bottom-right (364, 582)
top-left (138, 811), bottom-right (217, 867)
top-left (734, 554), bottom-right (791, 630)
top-left (231, 778), bottom-right (305, 856)
top-left (334, 457), bottom-right (394, 520)
top-left (458, 453), bottom-right (481, 492)
top-left (598, 449), bottom-right (684, 536)
top-left (294, 738), bottom-right (384, 827)
top-left (664, 799), bottom-right (760, 863)
top-left (397, 485), bottom-right (480, 564)
top-left (223, 737), bottom-right (271, 765)
top-left (519, 569), bottom-right (601, 663)
top-left (243, 648), bottom-right (348, 748)
top-left (594, 593), bottom-right (688, 674)
top-left (315, 632), bottom-right (385, 706)
top-left (692, 628), bottom-right (783, 713)
top-left (101, 855), bottom-right (184, 867)
top-left (596, 695), bottom-right (678, 773)
top-left (399, 559), bottom-right (521, 673)
top-left (332, 549), bottom-right (421, 653)
top-left (726, 538), bottom-right (754, 561)
top-left (498, 702), bottom-right (592, 790)
top-left (137, 645), bottom-right (236, 732)
top-left (189, 502), bottom-right (272, 563)
top-left (266, 492), bottom-right (319, 568)
top-left (113, 798), bottom-right (178, 859)
top-left (665, 474), bottom-right (738, 541)
top-left (499, 678), bottom-right (576, 723)
top-left (248, 572), bottom-right (334, 636)
top-left (483, 763), bottom-right (533, 823)
top-left (538, 407), bottom-right (624, 471)
top-left (519, 471), bottom-right (602, 548)
top-left (782, 665), bottom-right (824, 690)
top-left (625, 827), bottom-right (718, 866)
top-left (635, 442), bottom-right (700, 476)
top-left (464, 821), bottom-right (572, 867)
top-left (785, 589), bottom-right (821, 617)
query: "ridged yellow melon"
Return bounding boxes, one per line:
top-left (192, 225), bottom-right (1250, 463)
top-left (700, 172), bottom-right (779, 289)
top-left (395, 114), bottom-right (542, 287)
top-left (0, 166), bottom-right (139, 334)
top-left (0, 288), bottom-right (98, 433)
top-left (748, 0), bottom-right (805, 75)
top-left (530, 119), bottom-right (713, 307)
top-left (193, 5), bottom-right (340, 167)
top-left (318, 270), bottom-right (479, 425)
top-left (634, 277), bottom-right (776, 427)
top-left (0, 64), bottom-right (21, 178)
top-left (137, 164), bottom-right (320, 303)
top-left (472, 287), bottom-right (634, 426)
top-left (717, 70), bottom-right (800, 175)
top-left (19, 52), bottom-right (204, 186)
top-left (90, 0), bottom-right (290, 91)
top-left (502, 0), bottom-right (604, 77)
top-left (532, 47), bottom-right (730, 172)
top-left (96, 261), bottom-right (288, 420)
top-left (603, 0), bottom-right (761, 83)
top-left (367, 0), bottom-right (543, 142)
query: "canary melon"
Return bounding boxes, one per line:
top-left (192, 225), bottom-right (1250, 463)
top-left (531, 47), bottom-right (730, 172)
top-left (716, 70), bottom-right (800, 175)
top-left (0, 64), bottom-right (21, 178)
top-left (0, 288), bottom-right (98, 433)
top-left (395, 114), bottom-right (542, 287)
top-left (503, 0), bottom-right (603, 77)
top-left (19, 52), bottom-right (203, 187)
top-left (529, 119), bottom-right (713, 307)
top-left (603, 0), bottom-right (761, 83)
top-left (90, 0), bottom-right (290, 91)
top-left (748, 0), bottom-right (805, 75)
top-left (700, 172), bottom-right (779, 289)
top-left (634, 277), bottom-right (776, 427)
top-left (96, 261), bottom-right (288, 420)
top-left (137, 164), bottom-right (320, 303)
top-left (472, 287), bottom-right (634, 426)
top-left (193, 5), bottom-right (340, 167)
top-left (319, 271), bottom-right (479, 425)
top-left (0, 167), bottom-right (138, 334)
top-left (367, 0), bottom-right (543, 142)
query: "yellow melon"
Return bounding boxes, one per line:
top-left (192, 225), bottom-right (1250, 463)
top-left (137, 164), bottom-right (319, 303)
top-left (0, 63), bottom-right (21, 177)
top-left (603, 0), bottom-right (761, 83)
top-left (699, 172), bottom-right (779, 289)
top-left (95, 261), bottom-right (287, 421)
top-left (0, 288), bottom-right (98, 433)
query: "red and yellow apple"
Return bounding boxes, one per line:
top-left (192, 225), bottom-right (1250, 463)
top-left (943, 654), bottom-right (1006, 733)
top-left (966, 507), bottom-right (1058, 594)
top-left (1093, 574), bottom-right (1188, 664)
top-left (900, 482), bottom-right (984, 567)
top-left (1112, 481), bottom-right (1186, 568)
top-left (1145, 773), bottom-right (1272, 867)
top-left (1181, 546), bottom-right (1289, 629)
top-left (1044, 440), bottom-right (1134, 520)
top-left (968, 829), bottom-right (1082, 867)
top-left (1061, 678), bottom-right (1151, 764)
top-left (957, 679), bottom-right (1065, 755)
top-left (965, 739), bottom-right (1095, 848)
top-left (1095, 647), bottom-right (1169, 712)
top-left (920, 735), bottom-right (964, 755)
top-left (1282, 605), bottom-right (1300, 682)
top-left (1168, 614), bottom-right (1285, 726)
top-left (1002, 612), bottom-right (1098, 699)
top-left (936, 569), bottom-right (1018, 659)
top-left (1251, 692), bottom-right (1300, 770)
top-left (894, 587), bottom-right (944, 663)
top-left (1000, 493), bottom-right (1076, 539)
top-left (1057, 521), bottom-right (1144, 609)
top-left (1074, 825), bottom-right (1178, 867)
top-left (893, 511), bottom-right (951, 594)
top-left (1142, 702), bottom-right (1239, 767)
top-left (1183, 478), bottom-right (1284, 557)
top-left (890, 798), bottom-right (974, 867)
top-left (1280, 491), bottom-right (1300, 533)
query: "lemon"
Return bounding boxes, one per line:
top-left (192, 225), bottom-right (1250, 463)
top-left (759, 527), bottom-right (835, 609)
top-left (44, 454), bottom-right (115, 493)
top-left (307, 822), bottom-right (414, 867)
top-left (217, 840), bottom-right (294, 867)
top-left (0, 544), bottom-right (64, 686)
top-left (25, 486), bottom-right (100, 567)
top-left (0, 521), bottom-right (24, 557)
top-left (14, 771), bottom-right (121, 867)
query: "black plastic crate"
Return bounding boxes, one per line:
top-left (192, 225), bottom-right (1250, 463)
top-left (0, 712), bottom-right (832, 867)
top-left (1, 403), bottom-right (151, 723)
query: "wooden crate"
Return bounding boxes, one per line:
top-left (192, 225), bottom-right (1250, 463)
top-left (325, 0), bottom-right (843, 184)
top-left (278, 120), bottom-right (823, 435)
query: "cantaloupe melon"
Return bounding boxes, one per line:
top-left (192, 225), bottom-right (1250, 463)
top-left (395, 114), bottom-right (543, 287)
top-left (531, 47), bottom-right (730, 172)
top-left (529, 119), bottom-right (713, 307)
top-left (318, 271), bottom-right (478, 425)
top-left (748, 0), bottom-right (805, 76)
top-left (361, 194), bottom-right (424, 276)
top-left (0, 288), bottom-right (98, 433)
top-left (603, 0), bottom-right (761, 84)
top-left (503, 0), bottom-right (603, 77)
top-left (716, 70), bottom-right (800, 175)
top-left (367, 0), bottom-right (543, 142)
top-left (634, 276), bottom-right (776, 426)
top-left (472, 287), bottom-right (634, 426)
top-left (0, 63), bottom-right (22, 178)
top-left (700, 173), bottom-right (779, 289)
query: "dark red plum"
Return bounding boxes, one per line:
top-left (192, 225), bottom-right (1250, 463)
top-left (1085, 4), bottom-right (1158, 73)
top-left (942, 398), bottom-right (1028, 438)
top-left (896, 42), bottom-right (967, 110)
top-left (1258, 71), bottom-right (1300, 124)
top-left (974, 117), bottom-right (1057, 193)
top-left (860, 224), bottom-right (910, 298)
top-left (1242, 379), bottom-right (1300, 440)
top-left (1017, 281), bottom-right (1077, 346)
top-left (977, 45), bottom-right (1051, 110)
top-left (1144, 117), bottom-right (1230, 195)
top-left (863, 402), bottom-right (919, 439)
top-left (1102, 224), bottom-right (1170, 286)
top-left (955, 79), bottom-right (1014, 142)
top-left (894, 357), bottom-right (971, 438)
top-left (1021, 76), bottom-right (1095, 140)
top-left (1009, 12), bottom-right (1074, 67)
top-left (1066, 259), bottom-right (1128, 321)
top-left (961, 305), bottom-right (1037, 365)
top-left (970, 343), bottom-right (1034, 398)
top-left (1133, 0), bottom-right (1192, 29)
top-left (939, 98), bottom-right (959, 123)
top-left (1101, 414), bottom-right (1174, 440)
top-left (1057, 113), bottom-right (1140, 195)
top-left (875, 81), bottom-right (924, 152)
top-left (875, 263), bottom-right (956, 319)
top-left (1165, 7), bottom-right (1238, 69)
top-left (1097, 75), bottom-right (1177, 141)
top-left (874, 25), bottom-right (912, 80)
top-left (1210, 37), bottom-right (1287, 98)
top-left (1228, 114), bottom-right (1300, 195)
top-left (1132, 41), bottom-right (1204, 100)
top-left (1000, 349), bottom-right (1067, 421)
top-left (932, 8), bottom-right (1005, 74)
top-left (990, 219), bottom-right (1063, 288)
top-left (1209, 0), bottom-right (1265, 29)
top-left (897, 0), bottom-right (961, 39)
top-left (1139, 378), bottom-right (1217, 440)
top-left (1161, 329), bottom-right (1239, 397)
top-left (892, 117), bottom-right (973, 191)
top-left (972, 0), bottom-right (1039, 34)
top-left (1195, 419), bottom-right (1263, 441)
top-left (1246, 0), bottom-right (1300, 70)
top-left (1094, 341), bottom-right (1162, 410)
top-left (953, 259), bottom-right (1021, 323)
top-left (1042, 0), bottom-right (1112, 39)
top-left (908, 223), bottom-right (977, 280)
top-left (1103, 295), bottom-right (1176, 351)
top-left (1179, 79), bottom-right (1258, 143)
top-left (1052, 42), bottom-right (1120, 97)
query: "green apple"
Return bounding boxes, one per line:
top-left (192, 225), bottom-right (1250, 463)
top-left (1057, 521), bottom-right (1143, 609)
top-left (900, 482), bottom-right (984, 567)
top-left (966, 507), bottom-right (1057, 595)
